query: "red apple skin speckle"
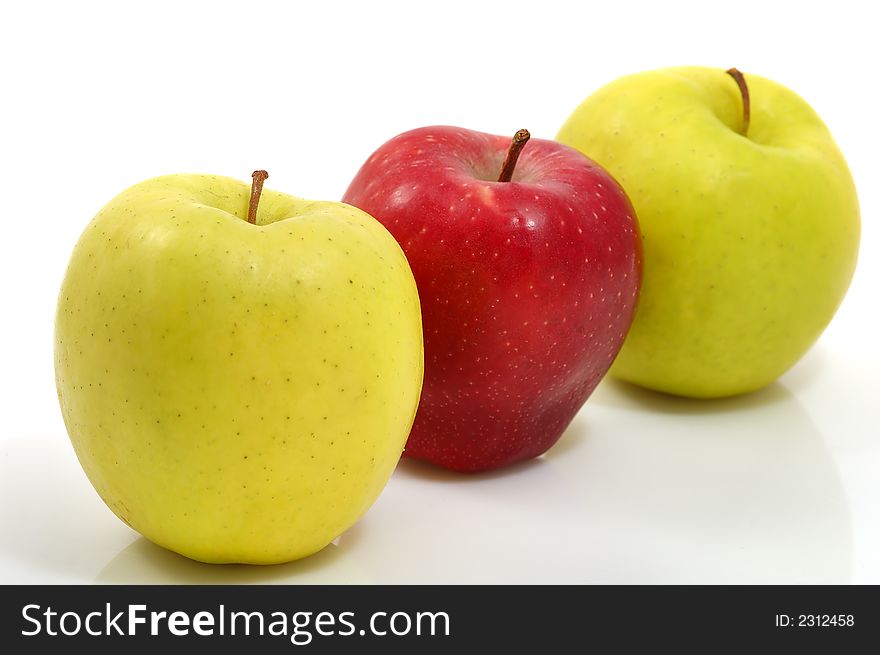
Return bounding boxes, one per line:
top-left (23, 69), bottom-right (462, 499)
top-left (343, 126), bottom-right (642, 473)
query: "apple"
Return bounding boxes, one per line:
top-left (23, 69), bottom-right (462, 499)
top-left (343, 127), bottom-right (642, 472)
top-left (557, 67), bottom-right (860, 398)
top-left (54, 171), bottom-right (423, 564)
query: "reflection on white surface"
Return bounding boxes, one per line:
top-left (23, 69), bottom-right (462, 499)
top-left (351, 380), bottom-right (852, 583)
top-left (0, 379), bottom-right (852, 584)
top-left (0, 434), bottom-right (135, 583)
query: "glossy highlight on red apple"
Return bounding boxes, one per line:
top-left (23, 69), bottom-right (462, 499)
top-left (344, 126), bottom-right (642, 472)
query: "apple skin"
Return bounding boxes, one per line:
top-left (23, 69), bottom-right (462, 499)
top-left (54, 174), bottom-right (423, 564)
top-left (557, 67), bottom-right (860, 398)
top-left (343, 126), bottom-right (641, 472)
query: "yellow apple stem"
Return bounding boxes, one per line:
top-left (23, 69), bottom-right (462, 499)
top-left (247, 170), bottom-right (269, 224)
top-left (725, 68), bottom-right (751, 137)
top-left (497, 129), bottom-right (531, 182)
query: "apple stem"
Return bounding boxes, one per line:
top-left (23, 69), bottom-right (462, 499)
top-left (497, 129), bottom-right (531, 183)
top-left (725, 68), bottom-right (750, 137)
top-left (247, 170), bottom-right (269, 224)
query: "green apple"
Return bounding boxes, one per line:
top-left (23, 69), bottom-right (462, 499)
top-left (557, 67), bottom-right (859, 398)
top-left (54, 171), bottom-right (423, 564)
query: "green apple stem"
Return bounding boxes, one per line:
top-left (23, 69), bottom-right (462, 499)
top-left (247, 170), bottom-right (269, 224)
top-left (725, 68), bottom-right (751, 137)
top-left (497, 129), bottom-right (531, 183)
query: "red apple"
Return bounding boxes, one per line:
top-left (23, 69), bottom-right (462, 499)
top-left (343, 126), bottom-right (641, 472)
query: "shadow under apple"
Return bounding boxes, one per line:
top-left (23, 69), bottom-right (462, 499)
top-left (94, 528), bottom-right (369, 584)
top-left (395, 452), bottom-right (549, 483)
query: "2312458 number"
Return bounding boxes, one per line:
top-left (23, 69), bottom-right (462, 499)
top-left (799, 614), bottom-right (854, 627)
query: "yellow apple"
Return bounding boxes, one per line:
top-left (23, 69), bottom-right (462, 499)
top-left (558, 67), bottom-right (860, 398)
top-left (55, 172), bottom-right (423, 564)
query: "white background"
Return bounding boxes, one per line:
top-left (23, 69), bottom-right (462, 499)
top-left (1, 0), bottom-right (877, 583)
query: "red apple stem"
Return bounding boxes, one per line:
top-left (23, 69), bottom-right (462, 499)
top-left (725, 68), bottom-right (750, 137)
top-left (497, 129), bottom-right (531, 183)
top-left (247, 170), bottom-right (269, 224)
